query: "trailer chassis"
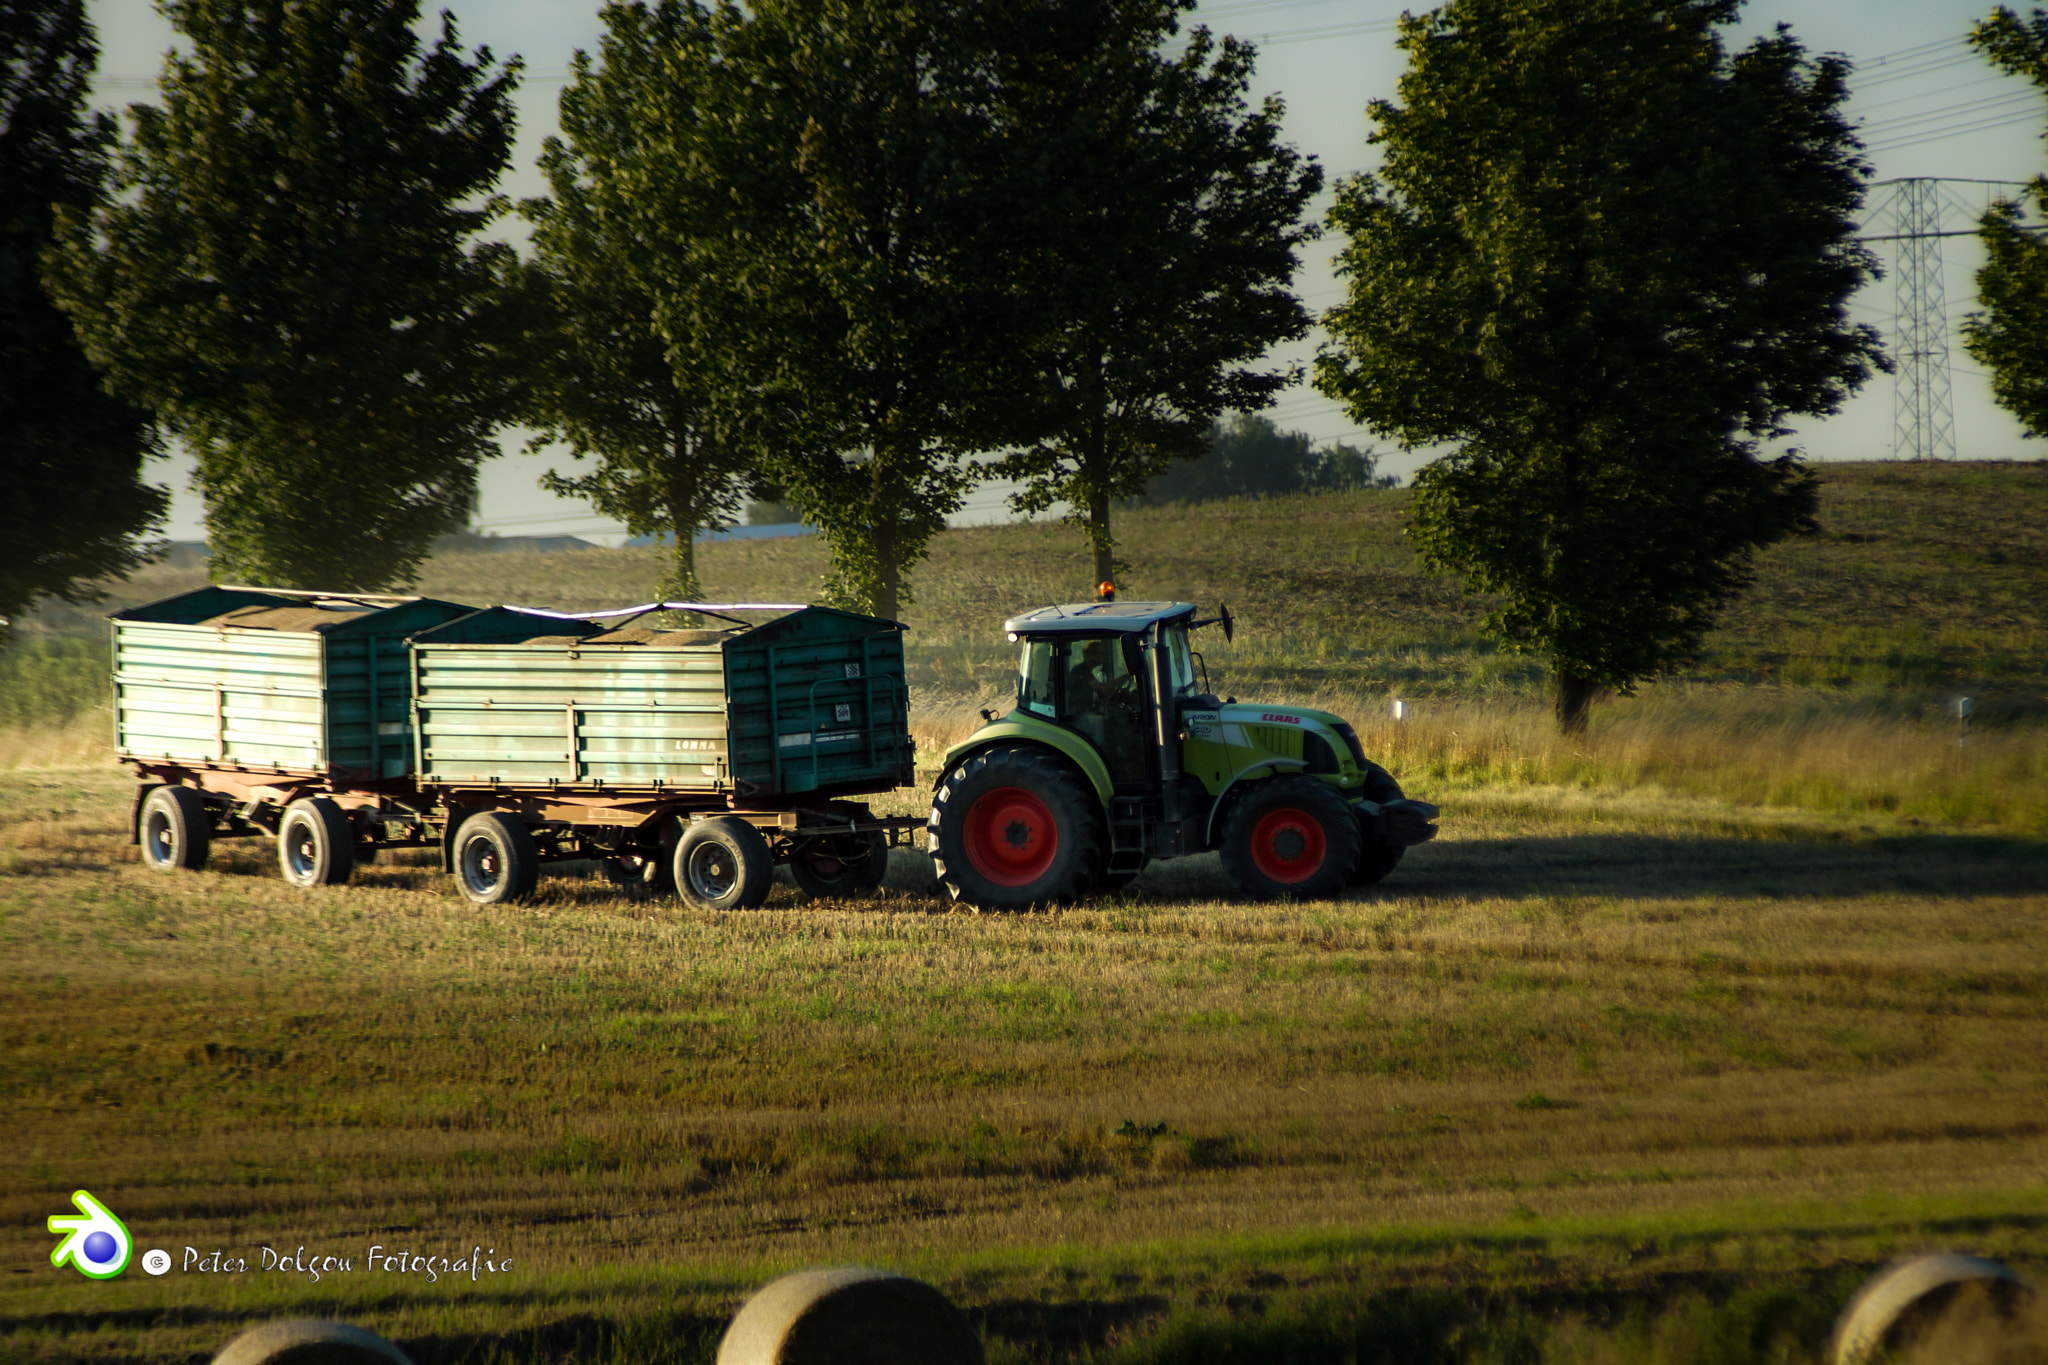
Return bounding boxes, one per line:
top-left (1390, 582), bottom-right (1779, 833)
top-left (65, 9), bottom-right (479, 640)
top-left (124, 759), bottom-right (921, 908)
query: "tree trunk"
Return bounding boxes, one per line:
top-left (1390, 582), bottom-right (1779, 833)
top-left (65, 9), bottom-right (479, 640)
top-left (1555, 669), bottom-right (1600, 740)
top-left (1089, 484), bottom-right (1113, 591)
top-left (870, 454), bottom-right (899, 622)
top-left (1083, 353), bottom-right (1114, 594)
top-left (665, 422), bottom-right (702, 603)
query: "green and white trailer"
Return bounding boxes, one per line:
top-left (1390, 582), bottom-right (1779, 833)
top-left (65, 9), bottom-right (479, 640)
top-left (115, 590), bottom-right (919, 909)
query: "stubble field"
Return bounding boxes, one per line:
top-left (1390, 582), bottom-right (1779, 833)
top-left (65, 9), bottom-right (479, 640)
top-left (2, 462), bottom-right (2046, 1362)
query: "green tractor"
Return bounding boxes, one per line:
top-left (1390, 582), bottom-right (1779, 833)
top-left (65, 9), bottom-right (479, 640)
top-left (928, 598), bottom-right (1438, 909)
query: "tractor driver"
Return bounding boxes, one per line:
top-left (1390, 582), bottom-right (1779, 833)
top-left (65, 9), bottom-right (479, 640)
top-left (1065, 637), bottom-right (1146, 781)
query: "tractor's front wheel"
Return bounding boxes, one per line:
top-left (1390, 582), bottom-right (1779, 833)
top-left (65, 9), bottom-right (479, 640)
top-left (930, 747), bottom-right (1101, 910)
top-left (1219, 776), bottom-right (1361, 900)
top-left (1351, 762), bottom-right (1408, 887)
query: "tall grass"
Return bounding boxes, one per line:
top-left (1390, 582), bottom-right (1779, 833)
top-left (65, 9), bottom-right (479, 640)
top-left (0, 638), bottom-right (111, 769)
top-left (910, 688), bottom-right (2048, 833)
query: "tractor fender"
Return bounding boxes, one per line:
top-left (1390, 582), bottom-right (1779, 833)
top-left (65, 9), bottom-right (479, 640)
top-left (1203, 757), bottom-right (1310, 847)
top-left (938, 714), bottom-right (1116, 806)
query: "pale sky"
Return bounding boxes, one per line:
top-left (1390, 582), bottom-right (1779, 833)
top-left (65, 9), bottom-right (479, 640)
top-left (81, 0), bottom-right (2048, 545)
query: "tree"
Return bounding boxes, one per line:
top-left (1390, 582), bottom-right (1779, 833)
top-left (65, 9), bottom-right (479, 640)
top-left (620, 0), bottom-right (1081, 622)
top-left (993, 5), bottom-right (1323, 588)
top-left (0, 0), bottom-right (167, 643)
top-left (1125, 413), bottom-right (1390, 508)
top-left (45, 0), bottom-right (521, 591)
top-left (1963, 7), bottom-right (2048, 438)
top-left (520, 2), bottom-right (755, 603)
top-left (1315, 0), bottom-right (1883, 736)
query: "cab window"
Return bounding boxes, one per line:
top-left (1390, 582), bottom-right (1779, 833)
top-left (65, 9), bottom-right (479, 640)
top-left (1018, 639), bottom-right (1056, 717)
top-left (1161, 624), bottom-right (1198, 699)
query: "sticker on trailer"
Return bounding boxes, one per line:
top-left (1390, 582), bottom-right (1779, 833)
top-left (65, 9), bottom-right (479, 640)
top-left (778, 730), bottom-right (863, 749)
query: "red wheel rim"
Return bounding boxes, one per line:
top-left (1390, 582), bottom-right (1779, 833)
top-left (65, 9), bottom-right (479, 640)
top-left (1250, 807), bottom-right (1326, 884)
top-left (962, 786), bottom-right (1059, 888)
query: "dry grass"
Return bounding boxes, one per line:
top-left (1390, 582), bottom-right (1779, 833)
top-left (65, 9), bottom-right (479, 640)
top-left (0, 761), bottom-right (2043, 1362)
top-left (4, 461), bottom-right (2046, 1361)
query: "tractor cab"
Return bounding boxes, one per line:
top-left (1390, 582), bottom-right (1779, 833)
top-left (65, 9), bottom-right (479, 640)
top-left (1005, 599), bottom-right (1211, 792)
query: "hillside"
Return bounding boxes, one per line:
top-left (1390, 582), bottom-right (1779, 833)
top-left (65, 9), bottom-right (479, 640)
top-left (22, 459), bottom-right (2045, 717)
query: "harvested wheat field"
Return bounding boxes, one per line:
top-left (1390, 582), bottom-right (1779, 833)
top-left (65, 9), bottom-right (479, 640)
top-left (2, 463), bottom-right (2045, 1362)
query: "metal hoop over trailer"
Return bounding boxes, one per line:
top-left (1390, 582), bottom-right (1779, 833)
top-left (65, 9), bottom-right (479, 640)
top-left (113, 591), bottom-right (921, 908)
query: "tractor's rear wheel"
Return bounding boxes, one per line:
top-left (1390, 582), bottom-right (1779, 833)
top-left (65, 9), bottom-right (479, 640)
top-left (930, 747), bottom-right (1101, 910)
top-left (1351, 762), bottom-right (1408, 887)
top-left (1220, 776), bottom-right (1361, 900)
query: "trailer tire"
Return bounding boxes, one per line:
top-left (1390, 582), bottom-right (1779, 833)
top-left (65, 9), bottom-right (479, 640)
top-left (788, 829), bottom-right (890, 899)
top-left (278, 797), bottom-right (355, 888)
top-left (1351, 763), bottom-right (1407, 887)
top-left (453, 812), bottom-right (539, 905)
top-left (930, 746), bottom-right (1101, 910)
top-left (139, 785), bottom-right (211, 872)
top-left (676, 817), bottom-right (774, 911)
top-left (603, 852), bottom-right (674, 893)
top-left (1220, 776), bottom-right (1360, 901)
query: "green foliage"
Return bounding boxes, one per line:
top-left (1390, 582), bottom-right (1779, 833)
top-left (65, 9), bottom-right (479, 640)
top-left (520, 2), bottom-right (755, 603)
top-left (609, 0), bottom-right (1059, 621)
top-left (1315, 0), bottom-right (1884, 735)
top-left (0, 637), bottom-right (107, 728)
top-left (1964, 8), bottom-right (2048, 439)
top-left (44, 0), bottom-right (522, 591)
top-left (0, 0), bottom-right (167, 642)
top-left (994, 7), bottom-right (1324, 587)
top-left (1125, 413), bottom-right (1392, 508)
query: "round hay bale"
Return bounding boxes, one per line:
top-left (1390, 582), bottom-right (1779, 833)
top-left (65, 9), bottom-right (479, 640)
top-left (715, 1266), bottom-right (984, 1365)
top-left (213, 1320), bottom-right (412, 1365)
top-left (1829, 1254), bottom-right (2039, 1365)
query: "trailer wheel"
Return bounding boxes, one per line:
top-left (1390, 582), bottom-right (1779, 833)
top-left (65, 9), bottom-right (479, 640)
top-left (930, 746), bottom-right (1101, 910)
top-left (788, 829), bottom-right (890, 899)
top-left (1220, 776), bottom-right (1360, 900)
top-left (1351, 763), bottom-right (1407, 887)
top-left (278, 797), bottom-right (355, 888)
top-left (139, 785), bottom-right (211, 872)
top-left (453, 812), bottom-right (539, 905)
top-left (676, 817), bottom-right (774, 911)
top-left (603, 851), bottom-right (674, 893)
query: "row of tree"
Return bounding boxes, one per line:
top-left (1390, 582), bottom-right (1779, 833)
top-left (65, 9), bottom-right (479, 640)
top-left (10, 0), bottom-right (2048, 731)
top-left (11, 0), bottom-right (1322, 626)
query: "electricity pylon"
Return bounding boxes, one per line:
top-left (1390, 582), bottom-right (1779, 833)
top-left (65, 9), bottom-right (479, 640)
top-left (1887, 179), bottom-right (1956, 461)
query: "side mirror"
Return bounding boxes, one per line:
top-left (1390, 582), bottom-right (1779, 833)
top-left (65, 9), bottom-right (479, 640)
top-left (1220, 602), bottom-right (1234, 643)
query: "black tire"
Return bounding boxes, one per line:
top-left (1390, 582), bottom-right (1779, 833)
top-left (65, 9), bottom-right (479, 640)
top-left (788, 829), bottom-right (890, 899)
top-left (139, 785), bottom-right (210, 872)
top-left (929, 746), bottom-right (1102, 910)
top-left (453, 812), bottom-right (539, 905)
top-left (1219, 776), bottom-right (1361, 901)
top-left (675, 817), bottom-right (774, 911)
top-left (603, 851), bottom-right (674, 893)
top-left (1351, 763), bottom-right (1408, 887)
top-left (278, 796), bottom-right (355, 888)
